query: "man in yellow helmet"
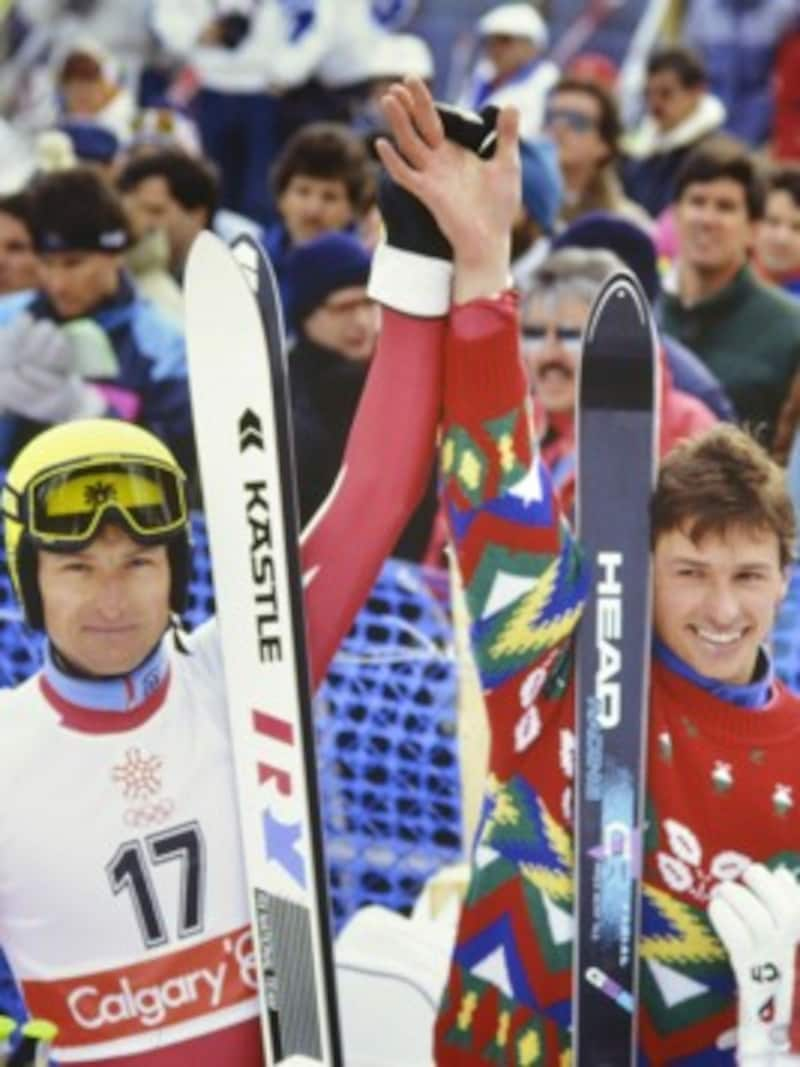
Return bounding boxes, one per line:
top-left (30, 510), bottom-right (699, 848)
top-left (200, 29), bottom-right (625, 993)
top-left (0, 137), bottom-right (447, 1063)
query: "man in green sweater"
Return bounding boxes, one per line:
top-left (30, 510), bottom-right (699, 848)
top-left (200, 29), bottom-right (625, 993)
top-left (658, 135), bottom-right (800, 448)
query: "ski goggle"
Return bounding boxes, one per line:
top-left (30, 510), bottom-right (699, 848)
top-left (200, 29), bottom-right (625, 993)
top-left (16, 458), bottom-right (187, 548)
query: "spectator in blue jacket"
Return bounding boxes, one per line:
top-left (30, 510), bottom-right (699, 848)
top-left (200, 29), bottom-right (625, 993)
top-left (0, 168), bottom-right (194, 476)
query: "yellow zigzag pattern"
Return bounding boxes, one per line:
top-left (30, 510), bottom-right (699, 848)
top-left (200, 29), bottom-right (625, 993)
top-left (481, 775), bottom-right (520, 836)
top-left (487, 554), bottom-right (581, 660)
top-left (481, 785), bottom-right (721, 963)
top-left (640, 883), bottom-right (727, 966)
top-left (521, 802), bottom-right (573, 905)
top-left (482, 781), bottom-right (574, 905)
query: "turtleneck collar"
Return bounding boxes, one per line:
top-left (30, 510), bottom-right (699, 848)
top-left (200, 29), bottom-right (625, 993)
top-left (40, 637), bottom-right (171, 733)
top-left (654, 635), bottom-right (773, 710)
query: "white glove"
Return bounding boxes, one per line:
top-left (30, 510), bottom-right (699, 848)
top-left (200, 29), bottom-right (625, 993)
top-left (0, 313), bottom-right (73, 373)
top-left (709, 864), bottom-right (800, 1065)
top-left (0, 361), bottom-right (105, 423)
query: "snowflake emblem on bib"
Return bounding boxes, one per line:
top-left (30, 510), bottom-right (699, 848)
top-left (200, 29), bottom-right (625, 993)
top-left (112, 748), bottom-right (175, 826)
top-left (112, 747), bottom-right (162, 798)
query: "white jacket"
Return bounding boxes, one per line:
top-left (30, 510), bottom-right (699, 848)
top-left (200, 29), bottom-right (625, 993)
top-left (150, 0), bottom-right (334, 94)
top-left (458, 55), bottom-right (560, 141)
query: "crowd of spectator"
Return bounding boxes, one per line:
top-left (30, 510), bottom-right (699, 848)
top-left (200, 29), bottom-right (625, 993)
top-left (0, 0), bottom-right (798, 557)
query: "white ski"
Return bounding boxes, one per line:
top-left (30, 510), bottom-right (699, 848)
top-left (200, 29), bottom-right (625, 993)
top-left (184, 231), bottom-right (342, 1066)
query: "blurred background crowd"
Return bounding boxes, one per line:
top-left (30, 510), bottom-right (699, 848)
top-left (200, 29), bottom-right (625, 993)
top-left (0, 0), bottom-right (799, 557)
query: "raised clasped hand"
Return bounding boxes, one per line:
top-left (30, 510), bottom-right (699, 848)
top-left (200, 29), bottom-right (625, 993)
top-left (374, 76), bottom-right (522, 288)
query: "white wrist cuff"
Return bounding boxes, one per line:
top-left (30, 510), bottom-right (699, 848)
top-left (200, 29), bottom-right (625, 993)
top-left (367, 243), bottom-right (453, 317)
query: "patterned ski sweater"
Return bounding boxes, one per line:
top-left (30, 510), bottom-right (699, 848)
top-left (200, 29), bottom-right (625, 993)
top-left (434, 293), bottom-right (800, 1066)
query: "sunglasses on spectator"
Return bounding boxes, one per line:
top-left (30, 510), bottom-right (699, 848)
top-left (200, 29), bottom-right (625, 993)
top-left (523, 325), bottom-right (583, 344)
top-left (544, 109), bottom-right (598, 133)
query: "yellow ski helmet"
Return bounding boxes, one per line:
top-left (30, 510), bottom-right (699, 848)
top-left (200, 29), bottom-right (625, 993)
top-left (2, 419), bottom-right (190, 629)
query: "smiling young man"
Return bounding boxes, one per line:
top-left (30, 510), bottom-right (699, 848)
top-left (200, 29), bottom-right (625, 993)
top-left (659, 136), bottom-right (800, 448)
top-left (651, 433), bottom-right (792, 691)
top-left (373, 76), bottom-right (800, 1065)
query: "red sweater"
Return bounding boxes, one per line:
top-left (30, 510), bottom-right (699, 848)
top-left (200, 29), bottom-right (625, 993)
top-left (434, 294), bottom-right (800, 1065)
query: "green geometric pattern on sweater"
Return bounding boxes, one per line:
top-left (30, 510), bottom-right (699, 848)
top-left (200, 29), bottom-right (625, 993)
top-left (483, 408), bottom-right (529, 492)
top-left (465, 543), bottom-right (558, 625)
top-left (441, 423), bottom-right (488, 507)
top-left (469, 552), bottom-right (584, 681)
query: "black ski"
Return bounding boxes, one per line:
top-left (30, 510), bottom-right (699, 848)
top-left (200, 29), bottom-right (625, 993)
top-left (573, 271), bottom-right (659, 1065)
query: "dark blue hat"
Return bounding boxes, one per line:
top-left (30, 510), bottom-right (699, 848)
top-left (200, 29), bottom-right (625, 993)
top-left (286, 232), bottom-right (372, 330)
top-left (519, 137), bottom-right (562, 235)
top-left (59, 120), bottom-right (119, 164)
top-left (553, 211), bottom-right (660, 301)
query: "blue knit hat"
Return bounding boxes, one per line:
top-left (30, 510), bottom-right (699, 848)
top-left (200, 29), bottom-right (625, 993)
top-left (519, 137), bottom-right (562, 235)
top-left (286, 232), bottom-right (372, 330)
top-left (553, 211), bottom-right (659, 301)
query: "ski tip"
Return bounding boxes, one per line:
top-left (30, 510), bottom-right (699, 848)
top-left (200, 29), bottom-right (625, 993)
top-left (184, 230), bottom-right (240, 300)
top-left (229, 233), bottom-right (281, 300)
top-left (183, 228), bottom-right (262, 349)
top-left (227, 233), bottom-right (288, 353)
top-left (186, 229), bottom-right (228, 271)
top-left (579, 269), bottom-right (657, 412)
top-left (230, 231), bottom-right (262, 272)
top-left (585, 270), bottom-right (650, 347)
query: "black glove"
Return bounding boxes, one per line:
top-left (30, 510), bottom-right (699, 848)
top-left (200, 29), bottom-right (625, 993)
top-left (377, 103), bottom-right (500, 262)
top-left (369, 102), bottom-right (499, 315)
top-left (438, 102), bottom-right (499, 160)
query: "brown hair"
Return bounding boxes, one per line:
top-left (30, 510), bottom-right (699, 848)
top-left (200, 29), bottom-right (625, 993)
top-left (271, 122), bottom-right (373, 213)
top-left (117, 149), bottom-right (219, 221)
top-left (766, 163), bottom-right (800, 211)
top-left (59, 51), bottom-right (104, 83)
top-left (674, 134), bottom-right (765, 219)
top-left (646, 45), bottom-right (706, 89)
top-left (651, 424), bottom-right (795, 568)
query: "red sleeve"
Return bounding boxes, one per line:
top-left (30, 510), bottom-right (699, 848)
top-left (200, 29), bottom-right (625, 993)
top-left (300, 307), bottom-right (445, 688)
top-left (440, 292), bottom-right (588, 693)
